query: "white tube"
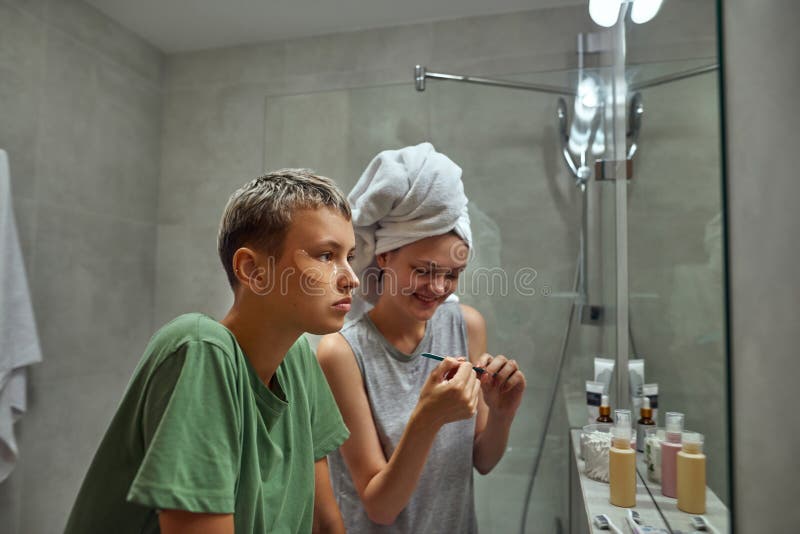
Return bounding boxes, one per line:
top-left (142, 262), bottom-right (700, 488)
top-left (586, 380), bottom-right (606, 424)
top-left (628, 359), bottom-right (645, 414)
top-left (594, 357), bottom-right (615, 395)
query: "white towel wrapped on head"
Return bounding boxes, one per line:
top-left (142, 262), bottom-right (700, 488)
top-left (348, 142), bottom-right (472, 310)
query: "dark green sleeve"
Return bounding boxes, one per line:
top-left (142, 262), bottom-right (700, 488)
top-left (127, 340), bottom-right (241, 513)
top-left (301, 338), bottom-right (350, 460)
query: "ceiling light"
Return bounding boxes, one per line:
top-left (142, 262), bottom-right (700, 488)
top-left (589, 0), bottom-right (623, 28)
top-left (630, 0), bottom-right (664, 24)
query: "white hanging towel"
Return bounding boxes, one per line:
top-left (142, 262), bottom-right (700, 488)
top-left (0, 149), bottom-right (42, 482)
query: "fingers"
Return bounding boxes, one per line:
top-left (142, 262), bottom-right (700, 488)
top-left (484, 355), bottom-right (523, 392)
top-left (455, 361), bottom-right (481, 417)
top-left (431, 356), bottom-right (460, 375)
top-left (470, 375), bottom-right (482, 413)
top-left (435, 357), bottom-right (476, 384)
top-left (497, 358), bottom-right (518, 391)
top-left (502, 368), bottom-right (526, 393)
top-left (453, 363), bottom-right (481, 416)
top-left (446, 359), bottom-right (480, 411)
top-left (422, 357), bottom-right (480, 421)
top-left (450, 358), bottom-right (476, 385)
top-left (477, 353), bottom-right (493, 369)
top-left (430, 356), bottom-right (460, 382)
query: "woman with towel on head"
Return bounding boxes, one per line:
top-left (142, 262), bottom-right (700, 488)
top-left (317, 142), bottom-right (526, 532)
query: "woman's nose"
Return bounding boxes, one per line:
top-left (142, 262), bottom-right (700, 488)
top-left (430, 275), bottom-right (447, 295)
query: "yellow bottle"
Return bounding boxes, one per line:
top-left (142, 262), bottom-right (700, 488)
top-left (677, 432), bottom-right (706, 514)
top-left (609, 409), bottom-right (636, 508)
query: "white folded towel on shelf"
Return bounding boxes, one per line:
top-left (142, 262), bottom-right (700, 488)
top-left (0, 149), bottom-right (42, 482)
top-left (348, 142), bottom-right (472, 313)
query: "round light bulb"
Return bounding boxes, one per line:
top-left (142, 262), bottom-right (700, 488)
top-left (631, 0), bottom-right (664, 24)
top-left (589, 0), bottom-right (623, 28)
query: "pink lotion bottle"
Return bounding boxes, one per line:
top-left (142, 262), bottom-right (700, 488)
top-left (660, 411), bottom-right (684, 498)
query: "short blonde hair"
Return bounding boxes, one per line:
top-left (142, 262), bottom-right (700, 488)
top-left (218, 169), bottom-right (351, 288)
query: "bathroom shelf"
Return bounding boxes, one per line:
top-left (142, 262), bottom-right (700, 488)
top-left (569, 429), bottom-right (668, 533)
top-left (569, 429), bottom-right (730, 533)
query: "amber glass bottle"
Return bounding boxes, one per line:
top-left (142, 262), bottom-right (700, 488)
top-left (636, 396), bottom-right (655, 452)
top-left (596, 394), bottom-right (614, 423)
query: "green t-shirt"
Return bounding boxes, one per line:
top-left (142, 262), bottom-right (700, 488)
top-left (65, 313), bottom-right (349, 533)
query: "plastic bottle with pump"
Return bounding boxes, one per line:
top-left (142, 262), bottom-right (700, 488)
top-left (609, 409), bottom-right (636, 507)
top-left (596, 394), bottom-right (614, 423)
top-left (636, 396), bottom-right (655, 452)
top-left (677, 432), bottom-right (706, 513)
top-left (660, 411), bottom-right (684, 498)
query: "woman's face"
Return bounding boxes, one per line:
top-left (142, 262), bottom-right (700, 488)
top-left (377, 233), bottom-right (469, 321)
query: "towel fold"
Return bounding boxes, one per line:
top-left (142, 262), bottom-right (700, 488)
top-left (0, 149), bottom-right (42, 482)
top-left (348, 142), bottom-right (472, 310)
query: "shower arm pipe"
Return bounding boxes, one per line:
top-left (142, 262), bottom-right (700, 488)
top-left (415, 65), bottom-right (574, 96)
top-left (630, 63), bottom-right (718, 91)
top-left (416, 63), bottom-right (718, 96)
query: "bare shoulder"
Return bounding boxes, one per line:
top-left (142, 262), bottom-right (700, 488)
top-left (316, 332), bottom-right (354, 370)
top-left (459, 303), bottom-right (486, 334)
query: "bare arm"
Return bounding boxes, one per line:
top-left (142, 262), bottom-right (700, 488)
top-left (317, 333), bottom-right (479, 525)
top-left (313, 457), bottom-right (346, 534)
top-left (159, 511), bottom-right (234, 534)
top-left (462, 304), bottom-right (526, 475)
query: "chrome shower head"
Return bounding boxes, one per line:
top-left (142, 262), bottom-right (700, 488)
top-left (627, 92), bottom-right (644, 158)
top-left (557, 97), bottom-right (583, 185)
top-left (557, 98), bottom-right (569, 144)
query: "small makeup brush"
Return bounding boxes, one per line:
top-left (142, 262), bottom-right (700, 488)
top-left (420, 352), bottom-right (492, 376)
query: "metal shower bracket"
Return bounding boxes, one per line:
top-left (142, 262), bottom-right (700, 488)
top-left (558, 90), bottom-right (644, 186)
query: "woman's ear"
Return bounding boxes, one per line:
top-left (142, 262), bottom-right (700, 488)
top-left (376, 252), bottom-right (389, 269)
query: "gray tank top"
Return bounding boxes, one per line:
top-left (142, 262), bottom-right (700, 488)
top-left (328, 301), bottom-right (478, 533)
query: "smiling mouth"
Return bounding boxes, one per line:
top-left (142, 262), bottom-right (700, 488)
top-left (414, 293), bottom-right (441, 303)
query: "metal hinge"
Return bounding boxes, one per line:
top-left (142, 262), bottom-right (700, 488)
top-left (594, 158), bottom-right (634, 181)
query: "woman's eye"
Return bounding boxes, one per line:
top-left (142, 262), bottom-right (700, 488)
top-left (347, 254), bottom-right (356, 264)
top-left (318, 252), bottom-right (333, 262)
top-left (413, 268), bottom-right (428, 275)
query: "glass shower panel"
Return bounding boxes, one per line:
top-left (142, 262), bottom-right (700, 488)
top-left (425, 63), bottom-right (625, 532)
top-left (263, 81), bottom-right (569, 533)
top-left (624, 0), bottom-right (729, 509)
top-left (428, 76), bottom-right (578, 534)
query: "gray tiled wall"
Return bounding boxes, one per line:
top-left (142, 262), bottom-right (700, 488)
top-left (0, 1), bottom-right (163, 532)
